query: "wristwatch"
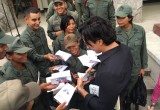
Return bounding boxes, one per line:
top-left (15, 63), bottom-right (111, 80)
top-left (150, 102), bottom-right (156, 107)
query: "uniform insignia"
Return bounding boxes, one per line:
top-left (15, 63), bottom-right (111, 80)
top-left (67, 36), bottom-right (71, 41)
top-left (119, 6), bottom-right (124, 11)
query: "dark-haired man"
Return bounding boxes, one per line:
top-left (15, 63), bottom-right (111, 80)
top-left (0, 28), bottom-right (15, 83)
top-left (77, 16), bottom-right (133, 110)
top-left (20, 7), bottom-right (58, 78)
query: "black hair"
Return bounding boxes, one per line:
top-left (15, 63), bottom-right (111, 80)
top-left (24, 7), bottom-right (40, 17)
top-left (128, 15), bottom-right (133, 24)
top-left (6, 51), bottom-right (14, 55)
top-left (78, 16), bottom-right (116, 46)
top-left (60, 15), bottom-right (75, 32)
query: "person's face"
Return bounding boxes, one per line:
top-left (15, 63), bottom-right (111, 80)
top-left (65, 19), bottom-right (76, 34)
top-left (84, 40), bottom-right (102, 53)
top-left (9, 53), bottom-right (28, 64)
top-left (66, 42), bottom-right (80, 56)
top-left (0, 44), bottom-right (8, 59)
top-left (116, 16), bottom-right (131, 27)
top-left (54, 2), bottom-right (67, 15)
top-left (25, 13), bottom-right (41, 30)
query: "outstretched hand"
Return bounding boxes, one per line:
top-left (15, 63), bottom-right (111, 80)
top-left (40, 82), bottom-right (59, 92)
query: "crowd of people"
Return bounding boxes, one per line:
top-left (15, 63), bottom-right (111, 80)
top-left (0, 0), bottom-right (159, 110)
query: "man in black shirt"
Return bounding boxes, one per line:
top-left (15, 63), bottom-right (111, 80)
top-left (77, 16), bottom-right (133, 110)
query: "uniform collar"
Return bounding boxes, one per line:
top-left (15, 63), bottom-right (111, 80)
top-left (26, 25), bottom-right (43, 35)
top-left (117, 24), bottom-right (139, 39)
top-left (98, 42), bottom-right (121, 62)
top-left (117, 24), bottom-right (139, 34)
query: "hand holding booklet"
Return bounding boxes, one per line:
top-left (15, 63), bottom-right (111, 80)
top-left (54, 83), bottom-right (76, 106)
top-left (78, 72), bottom-right (91, 81)
top-left (52, 65), bottom-right (68, 72)
top-left (46, 70), bottom-right (71, 92)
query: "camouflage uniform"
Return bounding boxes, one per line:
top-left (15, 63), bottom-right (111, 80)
top-left (116, 24), bottom-right (148, 102)
top-left (47, 10), bottom-right (79, 40)
top-left (20, 26), bottom-right (53, 77)
top-left (84, 0), bottom-right (116, 28)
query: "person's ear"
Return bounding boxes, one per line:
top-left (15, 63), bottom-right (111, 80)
top-left (98, 39), bottom-right (103, 45)
top-left (128, 17), bottom-right (132, 22)
top-left (6, 54), bottom-right (12, 60)
top-left (24, 16), bottom-right (29, 24)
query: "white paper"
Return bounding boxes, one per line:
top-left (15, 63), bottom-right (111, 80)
top-left (78, 72), bottom-right (90, 81)
top-left (46, 70), bottom-right (71, 92)
top-left (53, 65), bottom-right (68, 72)
top-left (54, 83), bottom-right (76, 105)
top-left (89, 84), bottom-right (99, 96)
top-left (55, 50), bottom-right (71, 61)
top-left (78, 54), bottom-right (100, 68)
top-left (87, 50), bottom-right (102, 58)
top-left (51, 70), bottom-right (71, 81)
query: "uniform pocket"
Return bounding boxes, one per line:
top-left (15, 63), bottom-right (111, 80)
top-left (135, 41), bottom-right (142, 46)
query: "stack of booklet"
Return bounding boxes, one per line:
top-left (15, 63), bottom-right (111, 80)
top-left (46, 50), bottom-right (101, 105)
top-left (78, 50), bottom-right (101, 68)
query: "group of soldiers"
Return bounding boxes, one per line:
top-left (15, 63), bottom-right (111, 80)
top-left (0, 0), bottom-right (150, 110)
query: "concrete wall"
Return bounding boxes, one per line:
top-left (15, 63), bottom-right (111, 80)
top-left (113, 0), bottom-right (143, 22)
top-left (146, 32), bottom-right (160, 82)
top-left (148, 55), bottom-right (160, 82)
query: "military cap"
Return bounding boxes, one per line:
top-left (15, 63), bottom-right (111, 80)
top-left (64, 33), bottom-right (79, 49)
top-left (53, 0), bottom-right (65, 3)
top-left (115, 4), bottom-right (132, 17)
top-left (7, 38), bottom-right (31, 53)
top-left (0, 28), bottom-right (15, 44)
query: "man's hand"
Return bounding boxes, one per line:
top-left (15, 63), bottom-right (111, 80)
top-left (44, 53), bottom-right (60, 62)
top-left (49, 65), bottom-right (59, 72)
top-left (85, 67), bottom-right (96, 74)
top-left (40, 82), bottom-right (59, 92)
top-left (55, 102), bottom-right (67, 110)
top-left (77, 78), bottom-right (89, 97)
top-left (140, 69), bottom-right (145, 76)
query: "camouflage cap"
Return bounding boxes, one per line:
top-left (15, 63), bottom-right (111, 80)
top-left (7, 38), bottom-right (31, 53)
top-left (53, 0), bottom-right (65, 3)
top-left (0, 28), bottom-right (15, 44)
top-left (115, 4), bottom-right (132, 17)
top-left (64, 33), bottom-right (78, 49)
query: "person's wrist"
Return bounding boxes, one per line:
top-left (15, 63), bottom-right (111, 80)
top-left (77, 86), bottom-right (84, 92)
top-left (43, 54), bottom-right (47, 59)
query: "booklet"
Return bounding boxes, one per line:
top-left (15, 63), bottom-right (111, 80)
top-left (52, 65), bottom-right (68, 72)
top-left (46, 70), bottom-right (71, 92)
top-left (87, 50), bottom-right (102, 59)
top-left (54, 83), bottom-right (76, 106)
top-left (55, 50), bottom-right (71, 61)
top-left (78, 54), bottom-right (100, 68)
top-left (78, 72), bottom-right (91, 81)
